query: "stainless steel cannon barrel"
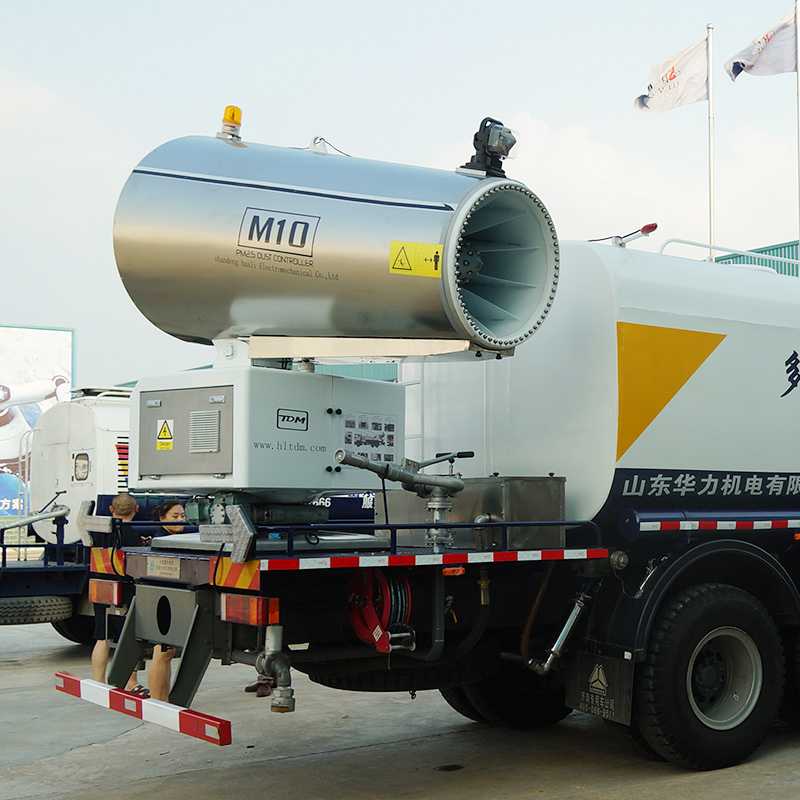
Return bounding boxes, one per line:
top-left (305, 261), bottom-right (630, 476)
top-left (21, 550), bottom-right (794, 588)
top-left (114, 135), bottom-right (559, 351)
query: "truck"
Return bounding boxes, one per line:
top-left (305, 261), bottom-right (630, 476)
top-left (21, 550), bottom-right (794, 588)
top-left (54, 109), bottom-right (800, 771)
top-left (0, 384), bottom-right (130, 644)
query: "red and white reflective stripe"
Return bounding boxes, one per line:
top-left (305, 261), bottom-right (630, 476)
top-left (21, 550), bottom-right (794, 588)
top-left (262, 548), bottom-right (608, 571)
top-left (638, 519), bottom-right (800, 532)
top-left (54, 672), bottom-right (231, 746)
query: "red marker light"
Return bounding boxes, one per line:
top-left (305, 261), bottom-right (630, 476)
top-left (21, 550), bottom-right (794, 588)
top-left (89, 578), bottom-right (123, 606)
top-left (220, 593), bottom-right (278, 626)
top-left (641, 223), bottom-right (658, 235)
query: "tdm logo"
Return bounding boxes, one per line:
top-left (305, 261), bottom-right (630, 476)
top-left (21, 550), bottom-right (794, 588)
top-left (277, 408), bottom-right (308, 431)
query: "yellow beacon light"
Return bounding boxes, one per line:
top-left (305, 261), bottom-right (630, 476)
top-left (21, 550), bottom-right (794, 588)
top-left (219, 105), bottom-right (242, 140)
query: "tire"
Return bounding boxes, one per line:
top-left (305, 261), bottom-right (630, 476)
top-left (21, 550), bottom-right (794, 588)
top-left (439, 685), bottom-right (490, 723)
top-left (634, 583), bottom-right (783, 770)
top-left (51, 614), bottom-right (96, 645)
top-left (0, 596), bottom-right (73, 625)
top-left (462, 661), bottom-right (571, 729)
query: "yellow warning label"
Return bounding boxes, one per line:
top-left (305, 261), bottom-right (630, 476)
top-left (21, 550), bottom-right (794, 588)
top-left (389, 241), bottom-right (443, 278)
top-left (156, 419), bottom-right (174, 451)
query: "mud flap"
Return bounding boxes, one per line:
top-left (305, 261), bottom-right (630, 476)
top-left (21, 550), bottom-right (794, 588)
top-left (564, 650), bottom-right (633, 724)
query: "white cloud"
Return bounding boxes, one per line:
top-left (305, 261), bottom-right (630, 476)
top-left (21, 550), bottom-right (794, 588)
top-left (506, 113), bottom-right (674, 244)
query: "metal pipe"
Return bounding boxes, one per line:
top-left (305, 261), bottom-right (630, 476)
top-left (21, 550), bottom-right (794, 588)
top-left (520, 562), bottom-right (556, 664)
top-left (425, 487), bottom-right (455, 552)
top-left (267, 652), bottom-right (295, 712)
top-left (659, 238), bottom-right (800, 269)
top-left (231, 646), bottom-right (296, 686)
top-left (405, 565), bottom-right (445, 661)
top-left (472, 513), bottom-right (492, 550)
top-left (230, 649), bottom-right (258, 666)
top-left (269, 653), bottom-right (292, 688)
top-left (529, 592), bottom-right (589, 676)
top-left (234, 625), bottom-right (296, 711)
top-left (0, 505), bottom-right (69, 533)
top-left (335, 449), bottom-right (465, 492)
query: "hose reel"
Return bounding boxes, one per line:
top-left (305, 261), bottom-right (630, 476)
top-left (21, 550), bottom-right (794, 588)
top-left (348, 568), bottom-right (413, 653)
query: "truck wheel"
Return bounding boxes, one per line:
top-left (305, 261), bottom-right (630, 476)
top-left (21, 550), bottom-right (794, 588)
top-left (634, 583), bottom-right (783, 770)
top-left (0, 596), bottom-right (73, 625)
top-left (51, 614), bottom-right (96, 645)
top-left (462, 661), bottom-right (571, 729)
top-left (439, 685), bottom-right (490, 723)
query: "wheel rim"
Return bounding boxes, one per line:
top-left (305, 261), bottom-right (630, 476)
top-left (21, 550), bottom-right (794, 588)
top-left (686, 626), bottom-right (762, 731)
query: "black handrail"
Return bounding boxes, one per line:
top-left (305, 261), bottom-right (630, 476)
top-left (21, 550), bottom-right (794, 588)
top-left (260, 518), bottom-right (603, 557)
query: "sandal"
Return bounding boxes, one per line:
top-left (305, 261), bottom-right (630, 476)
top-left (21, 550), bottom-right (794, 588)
top-left (129, 684), bottom-right (150, 698)
top-left (245, 679), bottom-right (273, 697)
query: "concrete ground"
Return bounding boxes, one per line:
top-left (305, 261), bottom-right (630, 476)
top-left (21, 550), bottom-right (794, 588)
top-left (2, 623), bottom-right (800, 800)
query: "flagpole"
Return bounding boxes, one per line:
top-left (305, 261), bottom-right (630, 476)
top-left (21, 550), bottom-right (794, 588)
top-left (796, 0), bottom-right (800, 252)
top-left (707, 23), bottom-right (715, 260)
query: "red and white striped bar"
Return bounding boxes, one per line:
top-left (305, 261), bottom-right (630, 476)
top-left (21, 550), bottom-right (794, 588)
top-left (638, 519), bottom-right (800, 533)
top-left (261, 548), bottom-right (608, 571)
top-left (55, 672), bottom-right (231, 745)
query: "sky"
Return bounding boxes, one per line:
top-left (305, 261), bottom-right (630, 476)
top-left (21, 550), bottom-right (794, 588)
top-left (3, 0), bottom-right (800, 386)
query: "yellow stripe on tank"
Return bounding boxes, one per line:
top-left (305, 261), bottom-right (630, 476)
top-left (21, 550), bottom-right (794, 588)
top-left (616, 322), bottom-right (726, 461)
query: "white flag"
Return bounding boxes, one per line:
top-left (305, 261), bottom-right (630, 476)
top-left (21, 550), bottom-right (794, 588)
top-left (725, 9), bottom-right (797, 80)
top-left (634, 39), bottom-right (708, 113)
